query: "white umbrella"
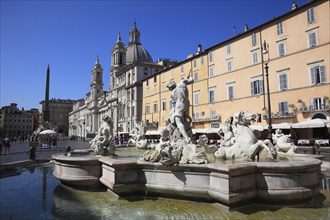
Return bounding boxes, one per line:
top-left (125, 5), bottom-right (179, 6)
top-left (272, 122), bottom-right (292, 129)
top-left (206, 127), bottom-right (221, 134)
top-left (145, 130), bottom-right (161, 135)
top-left (249, 124), bottom-right (265, 131)
top-left (291, 119), bottom-right (328, 129)
top-left (38, 129), bottom-right (57, 136)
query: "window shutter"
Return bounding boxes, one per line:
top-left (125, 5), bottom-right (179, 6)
top-left (284, 102), bottom-right (288, 113)
top-left (260, 80), bottom-right (264, 94)
top-left (278, 103), bottom-right (282, 113)
top-left (251, 82), bottom-right (254, 95)
top-left (310, 98), bottom-right (314, 110)
top-left (307, 9), bottom-right (311, 23)
top-left (320, 65), bottom-right (326, 83)
top-left (309, 32), bottom-right (316, 47)
top-left (311, 67), bottom-right (316, 84)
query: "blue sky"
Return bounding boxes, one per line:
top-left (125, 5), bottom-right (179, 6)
top-left (1, 0), bottom-right (309, 110)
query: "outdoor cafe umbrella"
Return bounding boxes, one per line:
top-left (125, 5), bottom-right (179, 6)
top-left (271, 122), bottom-right (292, 129)
top-left (291, 118), bottom-right (329, 129)
top-left (38, 129), bottom-right (57, 136)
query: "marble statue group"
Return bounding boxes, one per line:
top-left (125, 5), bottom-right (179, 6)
top-left (90, 72), bottom-right (297, 164)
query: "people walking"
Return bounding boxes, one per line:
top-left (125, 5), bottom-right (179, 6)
top-left (0, 137), bottom-right (3, 155)
top-left (4, 138), bottom-right (11, 155)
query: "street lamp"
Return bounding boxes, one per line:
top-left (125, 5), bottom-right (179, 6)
top-left (262, 40), bottom-right (273, 143)
top-left (116, 101), bottom-right (123, 140)
top-left (83, 119), bottom-right (85, 141)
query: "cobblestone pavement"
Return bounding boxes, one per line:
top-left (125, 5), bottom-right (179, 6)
top-left (0, 140), bottom-right (90, 166)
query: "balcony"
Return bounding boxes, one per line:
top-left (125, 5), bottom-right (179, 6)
top-left (263, 112), bottom-right (295, 120)
top-left (192, 115), bottom-right (220, 122)
top-left (144, 121), bottom-right (158, 129)
top-left (299, 104), bottom-right (330, 113)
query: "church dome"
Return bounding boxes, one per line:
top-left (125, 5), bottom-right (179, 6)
top-left (125, 21), bottom-right (153, 64)
top-left (126, 43), bottom-right (153, 64)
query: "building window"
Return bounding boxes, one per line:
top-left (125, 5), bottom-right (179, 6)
top-left (276, 21), bottom-right (284, 35)
top-left (154, 76), bottom-right (157, 83)
top-left (310, 65), bottom-right (326, 85)
top-left (251, 32), bottom-right (257, 46)
top-left (162, 99), bottom-right (166, 111)
top-left (250, 77), bottom-right (263, 95)
top-left (193, 59), bottom-right (197, 68)
top-left (227, 60), bottom-right (232, 72)
top-left (208, 87), bottom-right (215, 103)
top-left (278, 101), bottom-right (289, 115)
top-left (200, 56), bottom-right (204, 65)
top-left (193, 71), bottom-right (199, 82)
top-left (226, 44), bottom-right (231, 55)
top-left (127, 106), bottom-right (130, 117)
top-left (227, 83), bottom-right (235, 100)
top-left (193, 91), bottom-right (200, 106)
top-left (181, 65), bottom-right (184, 73)
top-left (311, 98), bottom-right (324, 110)
top-left (307, 7), bottom-right (315, 24)
top-left (278, 41), bottom-right (286, 56)
top-left (146, 105), bottom-right (150, 114)
top-left (252, 51), bottom-right (259, 64)
top-left (132, 106), bottom-right (135, 117)
top-left (132, 89), bottom-right (135, 100)
top-left (153, 102), bottom-right (158, 113)
top-left (210, 110), bottom-right (217, 119)
top-left (194, 112), bottom-right (200, 120)
top-left (209, 51), bottom-right (213, 63)
top-left (161, 72), bottom-right (165, 81)
top-left (209, 65), bottom-right (214, 77)
top-left (146, 79), bottom-right (149, 87)
top-left (278, 71), bottom-right (288, 91)
top-left (307, 29), bottom-right (318, 48)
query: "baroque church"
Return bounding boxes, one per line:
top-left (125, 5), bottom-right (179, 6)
top-left (68, 21), bottom-right (178, 138)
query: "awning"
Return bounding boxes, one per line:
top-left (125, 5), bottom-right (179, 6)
top-left (38, 129), bottom-right (57, 136)
top-left (271, 122), bottom-right (292, 129)
top-left (145, 130), bottom-right (161, 136)
top-left (249, 124), bottom-right (265, 131)
top-left (192, 127), bottom-right (219, 134)
top-left (291, 119), bottom-right (329, 129)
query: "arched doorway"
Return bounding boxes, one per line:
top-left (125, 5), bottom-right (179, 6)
top-left (312, 113), bottom-right (326, 120)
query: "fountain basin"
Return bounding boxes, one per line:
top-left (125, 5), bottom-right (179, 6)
top-left (99, 154), bottom-right (323, 207)
top-left (52, 151), bottom-right (102, 189)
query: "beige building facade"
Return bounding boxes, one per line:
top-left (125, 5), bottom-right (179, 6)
top-left (142, 0), bottom-right (330, 131)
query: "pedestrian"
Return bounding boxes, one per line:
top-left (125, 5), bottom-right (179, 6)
top-left (0, 137), bottom-right (3, 155)
top-left (4, 138), bottom-right (11, 155)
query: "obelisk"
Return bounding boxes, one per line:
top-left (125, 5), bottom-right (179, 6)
top-left (43, 64), bottom-right (50, 122)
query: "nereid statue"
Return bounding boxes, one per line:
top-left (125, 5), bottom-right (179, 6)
top-left (127, 121), bottom-right (148, 149)
top-left (90, 115), bottom-right (116, 156)
top-left (214, 111), bottom-right (277, 161)
top-left (273, 129), bottom-right (297, 154)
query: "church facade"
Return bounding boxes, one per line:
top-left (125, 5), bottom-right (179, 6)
top-left (68, 22), bottom-right (178, 138)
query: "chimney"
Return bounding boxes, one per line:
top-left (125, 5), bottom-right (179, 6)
top-left (291, 1), bottom-right (298, 10)
top-left (197, 44), bottom-right (202, 54)
top-left (244, 24), bottom-right (249, 32)
top-left (233, 26), bottom-right (237, 36)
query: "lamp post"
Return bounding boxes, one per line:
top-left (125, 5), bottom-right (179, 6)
top-left (83, 119), bottom-right (85, 141)
top-left (263, 40), bottom-right (273, 143)
top-left (116, 101), bottom-right (122, 140)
